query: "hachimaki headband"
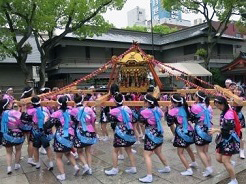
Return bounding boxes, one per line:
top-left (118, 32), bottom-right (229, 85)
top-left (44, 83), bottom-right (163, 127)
top-left (114, 92), bottom-right (123, 105)
top-left (3, 99), bottom-right (9, 109)
top-left (20, 87), bottom-right (33, 98)
top-left (57, 96), bottom-right (68, 105)
top-left (196, 91), bottom-right (206, 102)
top-left (76, 95), bottom-right (84, 106)
top-left (32, 99), bottom-right (41, 105)
top-left (171, 95), bottom-right (184, 104)
top-left (144, 94), bottom-right (154, 104)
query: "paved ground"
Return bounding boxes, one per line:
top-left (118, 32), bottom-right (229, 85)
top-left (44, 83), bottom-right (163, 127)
top-left (0, 109), bottom-right (246, 184)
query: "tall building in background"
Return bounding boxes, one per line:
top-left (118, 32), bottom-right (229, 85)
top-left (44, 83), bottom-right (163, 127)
top-left (151, 0), bottom-right (182, 21)
top-left (127, 6), bottom-right (146, 27)
top-left (150, 0), bottom-right (191, 28)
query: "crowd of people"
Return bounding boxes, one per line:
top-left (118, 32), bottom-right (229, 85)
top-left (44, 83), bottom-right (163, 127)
top-left (0, 80), bottom-right (245, 184)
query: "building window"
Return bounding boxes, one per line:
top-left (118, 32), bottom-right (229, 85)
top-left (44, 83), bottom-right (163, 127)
top-left (85, 46), bottom-right (90, 59)
top-left (236, 33), bottom-right (242, 38)
top-left (184, 44), bottom-right (197, 55)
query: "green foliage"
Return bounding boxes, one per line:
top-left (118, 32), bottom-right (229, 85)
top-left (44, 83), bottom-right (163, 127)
top-left (195, 48), bottom-right (207, 58)
top-left (125, 24), bottom-right (177, 34)
top-left (236, 17), bottom-right (246, 33)
top-left (125, 25), bottom-right (148, 32)
top-left (153, 25), bottom-right (177, 34)
top-left (210, 68), bottom-right (226, 86)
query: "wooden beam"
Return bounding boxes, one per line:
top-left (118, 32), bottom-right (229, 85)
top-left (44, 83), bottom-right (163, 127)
top-left (16, 100), bottom-right (246, 107)
top-left (214, 85), bottom-right (243, 105)
top-left (95, 93), bottom-right (110, 106)
top-left (176, 89), bottom-right (216, 94)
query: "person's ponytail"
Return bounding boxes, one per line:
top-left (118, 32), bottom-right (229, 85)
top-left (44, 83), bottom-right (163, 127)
top-left (182, 97), bottom-right (190, 118)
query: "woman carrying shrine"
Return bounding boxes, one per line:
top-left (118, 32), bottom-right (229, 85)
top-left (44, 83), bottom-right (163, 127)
top-left (19, 87), bottom-right (36, 165)
top-left (190, 91), bottom-right (213, 177)
top-left (0, 98), bottom-right (24, 174)
top-left (71, 93), bottom-right (97, 175)
top-left (45, 95), bottom-right (80, 181)
top-left (166, 94), bottom-right (197, 176)
top-left (232, 85), bottom-right (245, 159)
top-left (138, 94), bottom-right (170, 183)
top-left (22, 96), bottom-right (54, 170)
top-left (209, 96), bottom-right (241, 184)
top-left (105, 89), bottom-right (137, 176)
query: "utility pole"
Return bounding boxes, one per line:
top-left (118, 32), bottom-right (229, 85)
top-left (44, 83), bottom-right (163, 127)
top-left (150, 0), bottom-right (155, 56)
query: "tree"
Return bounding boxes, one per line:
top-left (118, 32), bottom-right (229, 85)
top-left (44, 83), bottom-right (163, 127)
top-left (125, 24), bottom-right (177, 34)
top-left (32, 0), bottom-right (126, 88)
top-left (153, 25), bottom-right (177, 34)
top-left (162, 0), bottom-right (246, 69)
top-left (125, 25), bottom-right (148, 32)
top-left (0, 0), bottom-right (36, 83)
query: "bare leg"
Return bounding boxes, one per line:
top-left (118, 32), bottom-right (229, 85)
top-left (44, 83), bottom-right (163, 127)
top-left (170, 124), bottom-right (176, 136)
top-left (222, 155), bottom-right (236, 179)
top-left (196, 145), bottom-right (209, 168)
top-left (112, 147), bottom-right (119, 168)
top-left (15, 144), bottom-right (23, 164)
top-left (6, 146), bottom-right (13, 167)
top-left (154, 145), bottom-right (168, 166)
top-left (124, 146), bottom-right (136, 167)
top-left (85, 146), bottom-right (92, 167)
top-left (26, 133), bottom-right (33, 159)
top-left (133, 123), bottom-right (140, 142)
top-left (77, 148), bottom-right (87, 165)
top-left (56, 153), bottom-right (65, 174)
top-left (177, 148), bottom-right (189, 169)
top-left (143, 150), bottom-right (153, 175)
top-left (204, 144), bottom-right (211, 166)
top-left (215, 152), bottom-right (222, 163)
top-left (33, 147), bottom-right (39, 163)
top-left (45, 147), bottom-right (53, 162)
top-left (119, 147), bottom-right (123, 155)
top-left (186, 146), bottom-right (196, 162)
top-left (101, 123), bottom-right (108, 137)
top-left (65, 152), bottom-right (77, 167)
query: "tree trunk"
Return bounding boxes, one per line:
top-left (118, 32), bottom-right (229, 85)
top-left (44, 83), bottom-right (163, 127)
top-left (38, 55), bottom-right (47, 88)
top-left (18, 58), bottom-right (31, 84)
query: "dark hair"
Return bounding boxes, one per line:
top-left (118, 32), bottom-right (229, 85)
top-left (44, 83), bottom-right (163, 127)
top-left (125, 94), bottom-right (133, 101)
top-left (39, 87), bottom-right (50, 94)
top-left (214, 96), bottom-right (229, 114)
top-left (229, 82), bottom-right (236, 87)
top-left (195, 91), bottom-right (210, 107)
top-left (110, 84), bottom-right (119, 96)
top-left (144, 94), bottom-right (159, 108)
top-left (171, 94), bottom-right (190, 118)
top-left (84, 94), bottom-right (92, 101)
top-left (0, 99), bottom-right (9, 115)
top-left (20, 87), bottom-right (33, 99)
top-left (114, 92), bottom-right (124, 106)
top-left (58, 96), bottom-right (68, 112)
top-left (235, 85), bottom-right (245, 97)
top-left (31, 96), bottom-right (41, 108)
top-left (74, 93), bottom-right (83, 106)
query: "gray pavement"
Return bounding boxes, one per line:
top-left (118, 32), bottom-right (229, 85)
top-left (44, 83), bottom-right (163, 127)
top-left (0, 109), bottom-right (246, 184)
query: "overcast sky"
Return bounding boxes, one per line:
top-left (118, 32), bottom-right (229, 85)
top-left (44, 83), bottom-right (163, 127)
top-left (103, 0), bottom-right (239, 28)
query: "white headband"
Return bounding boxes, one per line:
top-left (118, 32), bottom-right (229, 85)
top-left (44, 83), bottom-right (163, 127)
top-left (196, 91), bottom-right (206, 102)
top-left (3, 99), bottom-right (9, 109)
top-left (144, 95), bottom-right (154, 104)
top-left (20, 88), bottom-right (33, 98)
top-left (76, 96), bottom-right (84, 106)
top-left (57, 97), bottom-right (68, 105)
top-left (32, 99), bottom-right (41, 105)
top-left (6, 88), bottom-right (13, 93)
top-left (171, 95), bottom-right (183, 104)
